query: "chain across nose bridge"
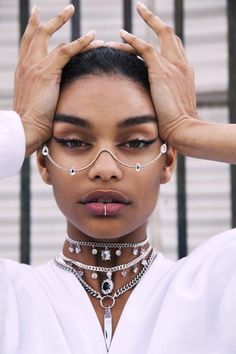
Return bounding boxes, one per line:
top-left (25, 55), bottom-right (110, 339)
top-left (88, 148), bottom-right (128, 169)
top-left (42, 143), bottom-right (167, 176)
top-left (92, 149), bottom-right (120, 164)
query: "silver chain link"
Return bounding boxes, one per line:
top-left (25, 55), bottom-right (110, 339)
top-left (65, 234), bottom-right (148, 249)
top-left (58, 244), bottom-right (152, 273)
top-left (55, 248), bottom-right (156, 302)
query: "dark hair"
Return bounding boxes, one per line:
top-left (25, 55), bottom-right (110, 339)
top-left (60, 47), bottom-right (149, 92)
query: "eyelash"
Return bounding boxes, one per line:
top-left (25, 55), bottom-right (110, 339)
top-left (54, 137), bottom-right (91, 149)
top-left (54, 137), bottom-right (157, 150)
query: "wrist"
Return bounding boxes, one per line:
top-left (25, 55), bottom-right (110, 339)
top-left (21, 118), bottom-right (52, 157)
top-left (167, 116), bottom-right (203, 151)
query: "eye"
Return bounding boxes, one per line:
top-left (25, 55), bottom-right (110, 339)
top-left (120, 138), bottom-right (157, 149)
top-left (53, 137), bottom-right (91, 149)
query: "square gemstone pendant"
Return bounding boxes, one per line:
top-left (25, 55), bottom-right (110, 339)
top-left (101, 249), bottom-right (111, 261)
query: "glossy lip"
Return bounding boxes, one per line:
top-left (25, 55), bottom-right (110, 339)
top-left (80, 190), bottom-right (131, 216)
top-left (80, 190), bottom-right (131, 204)
top-left (84, 202), bottom-right (127, 216)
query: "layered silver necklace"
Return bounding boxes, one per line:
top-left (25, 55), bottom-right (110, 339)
top-left (55, 236), bottom-right (157, 352)
top-left (65, 233), bottom-right (149, 259)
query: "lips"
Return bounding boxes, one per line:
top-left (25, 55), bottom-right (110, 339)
top-left (80, 190), bottom-right (131, 205)
top-left (80, 190), bottom-right (131, 216)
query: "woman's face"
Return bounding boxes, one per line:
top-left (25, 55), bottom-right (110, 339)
top-left (38, 74), bottom-right (174, 241)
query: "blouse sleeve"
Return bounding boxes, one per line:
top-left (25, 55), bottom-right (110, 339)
top-left (0, 111), bottom-right (25, 178)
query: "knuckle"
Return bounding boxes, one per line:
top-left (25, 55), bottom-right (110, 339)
top-left (56, 12), bottom-right (66, 25)
top-left (17, 63), bottom-right (27, 77)
top-left (77, 36), bottom-right (90, 47)
top-left (143, 43), bottom-right (155, 54)
top-left (34, 25), bottom-right (44, 35)
top-left (58, 45), bottom-right (70, 57)
top-left (178, 63), bottom-right (191, 75)
top-left (79, 36), bottom-right (87, 45)
top-left (160, 24), bottom-right (174, 36)
top-left (28, 15), bottom-right (38, 27)
top-left (145, 10), bottom-right (155, 22)
top-left (34, 25), bottom-right (50, 37)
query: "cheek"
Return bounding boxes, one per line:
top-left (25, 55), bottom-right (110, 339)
top-left (48, 169), bottom-right (76, 213)
top-left (135, 167), bottom-right (162, 214)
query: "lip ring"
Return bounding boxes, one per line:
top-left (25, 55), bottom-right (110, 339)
top-left (80, 190), bottom-right (131, 205)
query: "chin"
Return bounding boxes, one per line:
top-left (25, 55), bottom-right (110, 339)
top-left (68, 218), bottom-right (143, 241)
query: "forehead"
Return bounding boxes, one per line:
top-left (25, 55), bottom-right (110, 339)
top-left (56, 75), bottom-right (156, 126)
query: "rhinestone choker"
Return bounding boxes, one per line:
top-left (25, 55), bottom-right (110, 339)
top-left (65, 233), bottom-right (149, 260)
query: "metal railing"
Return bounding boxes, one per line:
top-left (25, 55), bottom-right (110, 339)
top-left (18, 0), bottom-right (235, 264)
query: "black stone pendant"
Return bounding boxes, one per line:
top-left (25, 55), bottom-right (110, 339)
top-left (101, 278), bottom-right (114, 295)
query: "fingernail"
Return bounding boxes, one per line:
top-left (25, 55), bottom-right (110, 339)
top-left (105, 41), bottom-right (116, 47)
top-left (93, 40), bottom-right (105, 45)
top-left (120, 29), bottom-right (130, 36)
top-left (87, 30), bottom-right (96, 36)
top-left (64, 4), bottom-right (74, 12)
top-left (137, 2), bottom-right (147, 9)
top-left (31, 4), bottom-right (37, 15)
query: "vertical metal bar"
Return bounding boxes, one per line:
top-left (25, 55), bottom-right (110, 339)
top-left (19, 0), bottom-right (31, 264)
top-left (227, 0), bottom-right (236, 228)
top-left (174, 0), bottom-right (188, 258)
top-left (71, 0), bottom-right (81, 40)
top-left (123, 0), bottom-right (132, 33)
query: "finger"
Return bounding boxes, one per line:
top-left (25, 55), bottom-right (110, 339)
top-left (40, 4), bottom-right (74, 37)
top-left (18, 5), bottom-right (40, 62)
top-left (81, 40), bottom-right (105, 52)
top-left (120, 29), bottom-right (161, 65)
top-left (105, 41), bottom-right (138, 55)
top-left (175, 35), bottom-right (188, 61)
top-left (46, 30), bottom-right (96, 69)
top-left (136, 2), bottom-right (187, 64)
top-left (26, 4), bottom-right (75, 62)
top-left (136, 2), bottom-right (167, 35)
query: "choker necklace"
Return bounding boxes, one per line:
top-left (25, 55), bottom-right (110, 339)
top-left (65, 234), bottom-right (149, 260)
top-left (55, 248), bottom-right (156, 352)
top-left (59, 244), bottom-right (152, 295)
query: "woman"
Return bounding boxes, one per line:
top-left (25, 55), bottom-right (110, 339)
top-left (1, 2), bottom-right (236, 354)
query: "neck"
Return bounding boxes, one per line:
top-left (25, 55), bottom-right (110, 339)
top-left (63, 224), bottom-right (149, 267)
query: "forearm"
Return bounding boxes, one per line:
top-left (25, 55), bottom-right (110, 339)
top-left (170, 118), bottom-right (236, 164)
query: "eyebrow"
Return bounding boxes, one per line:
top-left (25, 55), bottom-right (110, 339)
top-left (117, 115), bottom-right (157, 128)
top-left (54, 113), bottom-right (91, 128)
top-left (54, 113), bottom-right (157, 129)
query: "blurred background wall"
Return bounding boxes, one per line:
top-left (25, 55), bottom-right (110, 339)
top-left (0, 0), bottom-right (230, 265)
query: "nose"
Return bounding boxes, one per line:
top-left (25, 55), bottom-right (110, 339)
top-left (88, 149), bottom-right (123, 181)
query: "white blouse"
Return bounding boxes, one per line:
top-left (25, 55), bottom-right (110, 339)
top-left (0, 229), bottom-right (236, 354)
top-left (0, 111), bottom-right (25, 178)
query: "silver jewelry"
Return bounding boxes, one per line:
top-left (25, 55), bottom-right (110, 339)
top-left (42, 143), bottom-right (167, 175)
top-left (59, 244), bottom-right (151, 296)
top-left (55, 248), bottom-right (156, 352)
top-left (59, 244), bottom-right (152, 273)
top-left (104, 204), bottom-right (107, 216)
top-left (101, 247), bottom-right (111, 261)
top-left (65, 234), bottom-right (149, 258)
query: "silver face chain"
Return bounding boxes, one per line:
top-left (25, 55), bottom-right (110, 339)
top-left (58, 244), bottom-right (152, 273)
top-left (55, 248), bottom-right (156, 302)
top-left (65, 234), bottom-right (148, 249)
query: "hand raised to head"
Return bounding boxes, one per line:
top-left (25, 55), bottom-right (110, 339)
top-left (13, 5), bottom-right (100, 157)
top-left (107, 1), bottom-right (198, 143)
